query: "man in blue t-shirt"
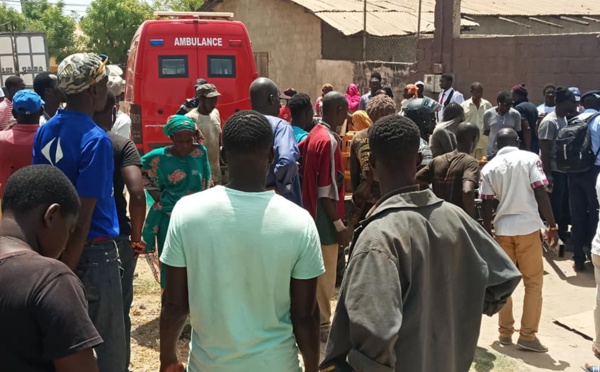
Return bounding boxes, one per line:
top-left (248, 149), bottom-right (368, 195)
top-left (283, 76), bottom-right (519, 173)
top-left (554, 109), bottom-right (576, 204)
top-left (32, 53), bottom-right (126, 372)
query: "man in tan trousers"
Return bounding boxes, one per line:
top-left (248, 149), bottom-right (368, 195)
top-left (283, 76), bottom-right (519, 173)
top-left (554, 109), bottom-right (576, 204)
top-left (480, 128), bottom-right (558, 353)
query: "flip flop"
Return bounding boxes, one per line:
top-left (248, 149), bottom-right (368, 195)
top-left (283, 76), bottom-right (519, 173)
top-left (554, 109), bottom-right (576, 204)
top-left (582, 365), bottom-right (600, 372)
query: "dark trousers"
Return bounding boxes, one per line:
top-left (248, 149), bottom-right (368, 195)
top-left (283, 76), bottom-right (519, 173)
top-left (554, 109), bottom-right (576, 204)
top-left (116, 237), bottom-right (138, 371)
top-left (550, 171), bottom-right (570, 244)
top-left (568, 167), bottom-right (600, 264)
top-left (77, 240), bottom-right (127, 372)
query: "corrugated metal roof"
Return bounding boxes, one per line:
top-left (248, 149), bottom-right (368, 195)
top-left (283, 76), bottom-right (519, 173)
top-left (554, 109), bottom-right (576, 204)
top-left (288, 0), bottom-right (475, 36)
top-left (461, 0), bottom-right (600, 16)
top-left (202, 0), bottom-right (600, 36)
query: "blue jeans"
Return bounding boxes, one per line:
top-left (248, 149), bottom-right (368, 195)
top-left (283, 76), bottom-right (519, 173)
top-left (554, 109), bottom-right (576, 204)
top-left (568, 167), bottom-right (600, 264)
top-left (551, 171), bottom-right (570, 244)
top-left (77, 240), bottom-right (127, 372)
top-left (116, 237), bottom-right (138, 371)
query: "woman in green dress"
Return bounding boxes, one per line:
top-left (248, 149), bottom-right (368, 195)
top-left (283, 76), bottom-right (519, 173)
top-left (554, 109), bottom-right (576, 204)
top-left (141, 115), bottom-right (211, 287)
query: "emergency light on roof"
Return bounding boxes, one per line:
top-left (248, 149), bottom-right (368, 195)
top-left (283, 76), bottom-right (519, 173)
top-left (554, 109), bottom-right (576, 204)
top-left (153, 11), bottom-right (234, 21)
top-left (150, 39), bottom-right (164, 46)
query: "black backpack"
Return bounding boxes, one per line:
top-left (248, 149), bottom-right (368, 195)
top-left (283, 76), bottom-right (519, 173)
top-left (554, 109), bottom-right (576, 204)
top-left (556, 112), bottom-right (600, 173)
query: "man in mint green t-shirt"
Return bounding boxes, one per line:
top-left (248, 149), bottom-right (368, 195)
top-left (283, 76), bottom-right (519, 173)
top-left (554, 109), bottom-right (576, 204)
top-left (159, 110), bottom-right (325, 372)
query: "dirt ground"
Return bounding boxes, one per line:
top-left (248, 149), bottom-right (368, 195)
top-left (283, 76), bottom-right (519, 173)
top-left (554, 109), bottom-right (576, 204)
top-left (128, 250), bottom-right (598, 371)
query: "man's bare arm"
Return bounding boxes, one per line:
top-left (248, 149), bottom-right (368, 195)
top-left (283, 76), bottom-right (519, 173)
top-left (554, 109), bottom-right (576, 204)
top-left (482, 199), bottom-right (494, 236)
top-left (291, 278), bottom-right (319, 372)
top-left (54, 348), bottom-right (99, 372)
top-left (462, 180), bottom-right (477, 219)
top-left (160, 266), bottom-right (189, 370)
top-left (538, 140), bottom-right (554, 184)
top-left (522, 119), bottom-right (532, 152)
top-left (61, 197), bottom-right (96, 271)
top-left (122, 166), bottom-right (146, 243)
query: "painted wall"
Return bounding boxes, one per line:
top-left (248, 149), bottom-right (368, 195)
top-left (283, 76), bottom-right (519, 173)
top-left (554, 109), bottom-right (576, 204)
top-left (413, 33), bottom-right (600, 104)
top-left (211, 0), bottom-right (322, 100)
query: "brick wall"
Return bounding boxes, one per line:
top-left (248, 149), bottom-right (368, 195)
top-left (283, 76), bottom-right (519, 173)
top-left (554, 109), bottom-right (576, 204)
top-left (413, 33), bottom-right (600, 104)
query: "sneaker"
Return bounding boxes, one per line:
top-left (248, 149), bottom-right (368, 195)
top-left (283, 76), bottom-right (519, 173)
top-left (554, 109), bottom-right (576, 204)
top-left (517, 337), bottom-right (548, 352)
top-left (499, 335), bottom-right (513, 345)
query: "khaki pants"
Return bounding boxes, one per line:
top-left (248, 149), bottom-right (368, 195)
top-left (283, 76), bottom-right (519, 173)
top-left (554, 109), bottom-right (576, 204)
top-left (495, 231), bottom-right (544, 341)
top-left (318, 244), bottom-right (339, 326)
top-left (593, 254), bottom-right (600, 349)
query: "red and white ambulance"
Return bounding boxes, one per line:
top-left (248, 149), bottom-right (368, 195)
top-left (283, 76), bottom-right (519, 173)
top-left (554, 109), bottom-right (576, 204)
top-left (122, 12), bottom-right (258, 153)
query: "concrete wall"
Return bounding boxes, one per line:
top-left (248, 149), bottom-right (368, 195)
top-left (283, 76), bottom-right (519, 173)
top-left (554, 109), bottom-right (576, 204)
top-left (316, 60), bottom-right (412, 109)
top-left (413, 33), bottom-right (600, 104)
top-left (211, 0), bottom-right (322, 100)
top-left (321, 23), bottom-right (417, 63)
top-left (463, 16), bottom-right (600, 36)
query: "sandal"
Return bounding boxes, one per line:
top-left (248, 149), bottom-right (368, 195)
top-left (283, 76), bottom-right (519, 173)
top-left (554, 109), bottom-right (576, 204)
top-left (583, 364), bottom-right (600, 371)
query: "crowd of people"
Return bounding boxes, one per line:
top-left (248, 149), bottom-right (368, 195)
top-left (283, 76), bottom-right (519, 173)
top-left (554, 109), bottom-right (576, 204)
top-left (0, 50), bottom-right (599, 372)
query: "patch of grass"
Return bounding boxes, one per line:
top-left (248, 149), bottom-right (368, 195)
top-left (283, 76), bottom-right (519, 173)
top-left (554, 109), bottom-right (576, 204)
top-left (471, 347), bottom-right (521, 372)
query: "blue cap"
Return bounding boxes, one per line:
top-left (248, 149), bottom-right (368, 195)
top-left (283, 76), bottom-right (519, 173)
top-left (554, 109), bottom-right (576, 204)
top-left (582, 90), bottom-right (600, 101)
top-left (12, 90), bottom-right (44, 114)
top-left (569, 87), bottom-right (581, 101)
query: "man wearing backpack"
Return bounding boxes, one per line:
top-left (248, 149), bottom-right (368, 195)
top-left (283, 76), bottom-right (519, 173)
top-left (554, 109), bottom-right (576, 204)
top-left (568, 91), bottom-right (600, 272)
top-left (538, 88), bottom-right (577, 252)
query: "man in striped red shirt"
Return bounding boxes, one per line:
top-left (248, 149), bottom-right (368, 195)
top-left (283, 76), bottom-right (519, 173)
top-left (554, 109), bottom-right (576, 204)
top-left (0, 76), bottom-right (25, 131)
top-left (480, 128), bottom-right (557, 353)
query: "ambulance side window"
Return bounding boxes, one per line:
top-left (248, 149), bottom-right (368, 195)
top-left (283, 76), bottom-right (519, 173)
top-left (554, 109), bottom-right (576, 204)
top-left (208, 56), bottom-right (235, 78)
top-left (159, 56), bottom-right (188, 78)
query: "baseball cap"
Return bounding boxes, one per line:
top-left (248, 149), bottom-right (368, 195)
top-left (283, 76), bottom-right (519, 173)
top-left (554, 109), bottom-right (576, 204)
top-left (196, 83), bottom-right (221, 98)
top-left (194, 78), bottom-right (208, 88)
top-left (415, 81), bottom-right (425, 86)
top-left (281, 88), bottom-right (297, 99)
top-left (12, 90), bottom-right (44, 114)
top-left (569, 87), bottom-right (581, 102)
top-left (58, 53), bottom-right (109, 95)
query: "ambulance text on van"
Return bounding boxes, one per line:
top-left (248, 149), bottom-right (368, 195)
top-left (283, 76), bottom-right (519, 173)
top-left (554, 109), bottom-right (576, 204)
top-left (174, 37), bottom-right (223, 47)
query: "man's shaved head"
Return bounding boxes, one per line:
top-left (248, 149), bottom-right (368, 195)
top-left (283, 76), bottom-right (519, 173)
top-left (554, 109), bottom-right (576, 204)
top-left (455, 121), bottom-right (481, 154)
top-left (321, 91), bottom-right (348, 132)
top-left (249, 77), bottom-right (280, 116)
top-left (496, 128), bottom-right (520, 150)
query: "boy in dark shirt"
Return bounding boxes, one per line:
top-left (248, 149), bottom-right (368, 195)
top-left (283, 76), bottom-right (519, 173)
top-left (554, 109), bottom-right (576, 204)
top-left (417, 121), bottom-right (481, 218)
top-left (94, 91), bottom-right (146, 371)
top-left (0, 165), bottom-right (102, 372)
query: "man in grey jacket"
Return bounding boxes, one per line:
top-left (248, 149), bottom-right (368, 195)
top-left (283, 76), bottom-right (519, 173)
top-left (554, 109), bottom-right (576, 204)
top-left (320, 114), bottom-right (522, 372)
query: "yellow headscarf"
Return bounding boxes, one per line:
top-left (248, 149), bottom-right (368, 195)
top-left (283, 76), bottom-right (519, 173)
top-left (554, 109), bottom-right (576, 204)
top-left (351, 110), bottom-right (373, 131)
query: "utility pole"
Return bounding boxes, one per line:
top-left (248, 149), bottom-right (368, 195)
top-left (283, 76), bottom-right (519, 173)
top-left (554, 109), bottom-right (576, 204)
top-left (20, 0), bottom-right (29, 31)
top-left (362, 0), bottom-right (367, 61)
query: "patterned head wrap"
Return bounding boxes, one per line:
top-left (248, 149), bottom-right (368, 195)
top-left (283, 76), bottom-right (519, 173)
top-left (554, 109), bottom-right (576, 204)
top-left (406, 84), bottom-right (419, 98)
top-left (351, 110), bottom-right (373, 131)
top-left (58, 53), bottom-right (109, 95)
top-left (163, 115), bottom-right (196, 137)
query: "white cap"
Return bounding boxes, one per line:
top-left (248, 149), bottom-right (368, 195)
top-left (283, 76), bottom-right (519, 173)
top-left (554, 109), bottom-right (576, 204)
top-left (0, 88), bottom-right (5, 98)
top-left (107, 75), bottom-right (124, 97)
top-left (415, 81), bottom-right (425, 86)
top-left (106, 64), bottom-right (123, 77)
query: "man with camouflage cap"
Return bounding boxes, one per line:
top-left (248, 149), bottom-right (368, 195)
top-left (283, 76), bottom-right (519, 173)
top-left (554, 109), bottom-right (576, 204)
top-left (32, 53), bottom-right (127, 372)
top-left (186, 83), bottom-right (222, 185)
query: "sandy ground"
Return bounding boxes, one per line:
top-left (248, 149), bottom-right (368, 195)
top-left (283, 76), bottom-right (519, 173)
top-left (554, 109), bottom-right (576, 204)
top-left (128, 249), bottom-right (598, 371)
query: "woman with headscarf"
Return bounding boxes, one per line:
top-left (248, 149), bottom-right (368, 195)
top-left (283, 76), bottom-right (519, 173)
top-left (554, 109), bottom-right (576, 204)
top-left (401, 84), bottom-right (419, 109)
top-left (348, 110), bottom-right (372, 132)
top-left (141, 115), bottom-right (211, 287)
top-left (349, 95), bottom-right (397, 227)
top-left (315, 83), bottom-right (333, 117)
top-left (345, 84), bottom-right (361, 113)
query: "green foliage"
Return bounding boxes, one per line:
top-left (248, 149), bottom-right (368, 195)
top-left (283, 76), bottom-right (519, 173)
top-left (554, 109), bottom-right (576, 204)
top-left (80, 0), bottom-right (153, 65)
top-left (0, 4), bottom-right (27, 31)
top-left (155, 0), bottom-right (205, 12)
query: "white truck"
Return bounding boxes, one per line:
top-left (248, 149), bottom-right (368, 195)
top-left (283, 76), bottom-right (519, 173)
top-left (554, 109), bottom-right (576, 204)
top-left (0, 31), bottom-right (49, 87)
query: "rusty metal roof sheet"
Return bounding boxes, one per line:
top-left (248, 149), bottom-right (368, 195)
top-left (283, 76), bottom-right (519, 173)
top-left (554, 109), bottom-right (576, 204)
top-left (288, 0), bottom-right (475, 36)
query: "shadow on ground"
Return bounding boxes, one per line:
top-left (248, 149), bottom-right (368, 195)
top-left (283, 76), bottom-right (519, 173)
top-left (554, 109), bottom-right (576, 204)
top-left (490, 341), bottom-right (570, 370)
top-left (471, 347), bottom-right (497, 372)
top-left (544, 254), bottom-right (595, 288)
top-left (132, 317), bottom-right (191, 351)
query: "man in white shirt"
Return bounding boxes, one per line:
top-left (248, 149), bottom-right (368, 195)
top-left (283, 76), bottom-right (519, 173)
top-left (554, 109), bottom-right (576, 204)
top-left (537, 83), bottom-right (557, 116)
top-left (484, 92), bottom-right (523, 159)
top-left (480, 128), bottom-right (557, 354)
top-left (462, 82), bottom-right (492, 160)
top-left (186, 83), bottom-right (222, 185)
top-left (107, 75), bottom-right (132, 138)
top-left (438, 74), bottom-right (464, 121)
